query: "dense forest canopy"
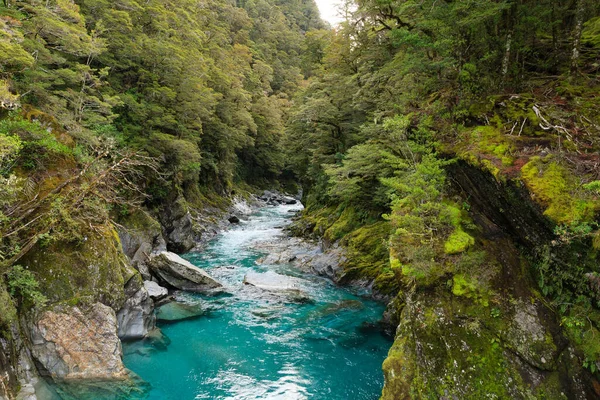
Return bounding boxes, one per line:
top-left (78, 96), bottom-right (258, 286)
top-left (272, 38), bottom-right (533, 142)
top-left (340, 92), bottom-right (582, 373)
top-left (0, 0), bottom-right (328, 266)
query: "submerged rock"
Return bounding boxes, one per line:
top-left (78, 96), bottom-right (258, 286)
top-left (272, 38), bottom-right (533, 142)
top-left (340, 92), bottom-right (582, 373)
top-left (29, 303), bottom-right (127, 381)
top-left (156, 302), bottom-right (205, 322)
top-left (148, 251), bottom-right (222, 293)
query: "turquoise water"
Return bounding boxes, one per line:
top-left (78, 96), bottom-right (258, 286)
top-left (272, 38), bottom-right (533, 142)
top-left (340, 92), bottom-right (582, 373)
top-left (122, 204), bottom-right (391, 400)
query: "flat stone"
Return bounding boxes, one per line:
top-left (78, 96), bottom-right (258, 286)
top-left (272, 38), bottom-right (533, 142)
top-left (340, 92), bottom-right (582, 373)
top-left (148, 252), bottom-right (222, 293)
top-left (243, 271), bottom-right (311, 303)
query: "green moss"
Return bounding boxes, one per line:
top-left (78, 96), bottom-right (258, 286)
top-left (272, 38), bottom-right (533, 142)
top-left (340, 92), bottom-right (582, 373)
top-left (457, 125), bottom-right (515, 176)
top-left (20, 225), bottom-right (133, 309)
top-left (444, 229), bottom-right (475, 254)
top-left (324, 206), bottom-right (360, 242)
top-left (562, 307), bottom-right (600, 373)
top-left (452, 274), bottom-right (490, 306)
top-left (342, 222), bottom-right (399, 294)
top-left (381, 293), bottom-right (533, 399)
top-left (521, 157), bottom-right (598, 224)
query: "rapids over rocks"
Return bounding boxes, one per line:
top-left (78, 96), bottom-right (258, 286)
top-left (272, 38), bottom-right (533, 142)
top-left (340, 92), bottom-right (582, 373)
top-left (123, 202), bottom-right (391, 399)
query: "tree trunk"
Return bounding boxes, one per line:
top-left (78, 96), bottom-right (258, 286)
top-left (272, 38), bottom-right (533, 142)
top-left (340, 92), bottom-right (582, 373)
top-left (571, 0), bottom-right (586, 73)
top-left (502, 32), bottom-right (513, 79)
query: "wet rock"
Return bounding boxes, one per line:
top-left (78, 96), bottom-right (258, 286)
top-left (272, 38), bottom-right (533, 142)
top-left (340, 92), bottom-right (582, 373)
top-left (258, 190), bottom-right (300, 206)
top-left (243, 270), bottom-right (304, 291)
top-left (143, 329), bottom-right (171, 351)
top-left (228, 215), bottom-right (240, 224)
top-left (148, 251), bottom-right (222, 293)
top-left (117, 276), bottom-right (155, 340)
top-left (144, 281), bottom-right (168, 301)
top-left (29, 303), bottom-right (127, 381)
top-left (156, 302), bottom-right (205, 322)
top-left (243, 271), bottom-right (311, 303)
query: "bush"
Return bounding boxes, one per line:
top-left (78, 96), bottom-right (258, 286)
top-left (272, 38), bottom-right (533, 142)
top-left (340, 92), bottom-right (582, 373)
top-left (7, 265), bottom-right (47, 307)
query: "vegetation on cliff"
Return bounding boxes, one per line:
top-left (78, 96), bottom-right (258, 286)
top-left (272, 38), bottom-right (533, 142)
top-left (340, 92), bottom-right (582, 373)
top-left (286, 0), bottom-right (600, 397)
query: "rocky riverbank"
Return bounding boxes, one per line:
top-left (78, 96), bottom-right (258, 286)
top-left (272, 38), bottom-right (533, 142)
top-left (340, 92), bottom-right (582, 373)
top-left (0, 190), bottom-right (305, 400)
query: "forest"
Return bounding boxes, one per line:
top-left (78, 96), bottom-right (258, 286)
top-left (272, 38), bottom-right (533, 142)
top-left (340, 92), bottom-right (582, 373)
top-left (1, 0), bottom-right (600, 399)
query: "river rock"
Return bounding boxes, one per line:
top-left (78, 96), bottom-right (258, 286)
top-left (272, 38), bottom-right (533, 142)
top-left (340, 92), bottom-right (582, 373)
top-left (117, 276), bottom-right (155, 340)
top-left (228, 215), bottom-right (240, 224)
top-left (144, 281), bottom-right (168, 301)
top-left (148, 251), bottom-right (222, 293)
top-left (243, 271), bottom-right (311, 302)
top-left (29, 303), bottom-right (127, 381)
top-left (156, 302), bottom-right (205, 322)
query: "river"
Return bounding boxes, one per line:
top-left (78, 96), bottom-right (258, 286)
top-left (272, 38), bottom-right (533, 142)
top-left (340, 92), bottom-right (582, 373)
top-left (122, 202), bottom-right (391, 399)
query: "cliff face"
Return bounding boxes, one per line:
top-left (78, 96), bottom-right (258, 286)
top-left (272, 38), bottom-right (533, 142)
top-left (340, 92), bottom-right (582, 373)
top-left (381, 161), bottom-right (599, 399)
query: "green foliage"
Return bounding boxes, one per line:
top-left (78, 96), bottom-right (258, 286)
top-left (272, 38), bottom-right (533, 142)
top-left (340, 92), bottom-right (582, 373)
top-left (0, 112), bottom-right (72, 172)
top-left (0, 282), bottom-right (17, 329)
top-left (583, 180), bottom-right (600, 194)
top-left (6, 265), bottom-right (47, 307)
top-left (521, 157), bottom-right (597, 224)
top-left (444, 230), bottom-right (475, 255)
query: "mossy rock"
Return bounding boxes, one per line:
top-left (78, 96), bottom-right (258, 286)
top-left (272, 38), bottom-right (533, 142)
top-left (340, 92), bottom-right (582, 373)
top-left (380, 290), bottom-right (585, 399)
top-left (20, 225), bottom-right (135, 310)
top-left (521, 157), bottom-right (598, 224)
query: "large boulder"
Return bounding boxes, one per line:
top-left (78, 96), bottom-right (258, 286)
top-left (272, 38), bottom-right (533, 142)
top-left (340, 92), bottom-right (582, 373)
top-left (116, 276), bottom-right (155, 340)
top-left (29, 303), bottom-right (127, 381)
top-left (147, 252), bottom-right (222, 293)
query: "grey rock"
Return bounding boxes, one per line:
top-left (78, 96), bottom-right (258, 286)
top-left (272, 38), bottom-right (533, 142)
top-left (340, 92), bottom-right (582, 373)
top-left (500, 300), bottom-right (559, 370)
top-left (243, 271), bottom-right (311, 303)
top-left (166, 212), bottom-right (195, 253)
top-left (117, 276), bottom-right (155, 340)
top-left (148, 252), bottom-right (222, 293)
top-left (159, 197), bottom-right (196, 254)
top-left (143, 281), bottom-right (168, 301)
top-left (283, 197), bottom-right (297, 205)
top-left (29, 303), bottom-right (127, 380)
